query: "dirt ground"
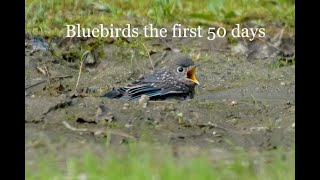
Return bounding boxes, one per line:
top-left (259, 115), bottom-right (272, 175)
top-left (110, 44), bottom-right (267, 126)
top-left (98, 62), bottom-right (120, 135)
top-left (25, 27), bottom-right (295, 162)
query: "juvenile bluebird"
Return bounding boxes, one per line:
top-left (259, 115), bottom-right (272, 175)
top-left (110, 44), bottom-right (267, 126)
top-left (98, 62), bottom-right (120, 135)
top-left (104, 57), bottom-right (199, 100)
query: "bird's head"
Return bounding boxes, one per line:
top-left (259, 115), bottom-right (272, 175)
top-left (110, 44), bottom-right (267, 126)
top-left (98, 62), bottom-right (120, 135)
top-left (169, 57), bottom-right (199, 87)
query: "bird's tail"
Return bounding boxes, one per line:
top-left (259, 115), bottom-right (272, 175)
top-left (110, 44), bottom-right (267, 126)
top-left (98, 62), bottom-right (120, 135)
top-left (103, 89), bottom-right (121, 98)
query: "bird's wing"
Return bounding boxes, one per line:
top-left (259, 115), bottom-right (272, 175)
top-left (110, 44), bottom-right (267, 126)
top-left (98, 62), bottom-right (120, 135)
top-left (129, 71), bottom-right (164, 84)
top-left (120, 83), bottom-right (185, 100)
top-left (103, 87), bottom-right (127, 98)
top-left (104, 70), bottom-right (186, 100)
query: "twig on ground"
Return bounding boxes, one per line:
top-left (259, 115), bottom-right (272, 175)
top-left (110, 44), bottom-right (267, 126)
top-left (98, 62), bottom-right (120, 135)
top-left (53, 75), bottom-right (73, 79)
top-left (196, 52), bottom-right (201, 61)
top-left (92, 62), bottom-right (108, 80)
top-left (62, 121), bottom-right (88, 132)
top-left (62, 120), bottom-right (137, 140)
top-left (106, 129), bottom-right (137, 141)
top-left (256, 28), bottom-right (284, 52)
top-left (44, 64), bottom-right (50, 78)
top-left (75, 50), bottom-right (90, 90)
top-left (25, 80), bottom-right (47, 90)
top-left (140, 42), bottom-right (155, 70)
top-left (36, 66), bottom-right (47, 75)
top-left (25, 75), bottom-right (73, 90)
top-left (257, 37), bottom-right (282, 51)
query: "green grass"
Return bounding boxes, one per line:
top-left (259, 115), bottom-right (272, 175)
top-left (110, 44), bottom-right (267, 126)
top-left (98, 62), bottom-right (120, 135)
top-left (25, 0), bottom-right (295, 62)
top-left (26, 143), bottom-right (294, 180)
top-left (25, 0), bottom-right (295, 37)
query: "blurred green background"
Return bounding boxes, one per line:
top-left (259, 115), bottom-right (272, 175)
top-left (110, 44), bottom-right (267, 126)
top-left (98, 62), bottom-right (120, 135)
top-left (26, 0), bottom-right (295, 37)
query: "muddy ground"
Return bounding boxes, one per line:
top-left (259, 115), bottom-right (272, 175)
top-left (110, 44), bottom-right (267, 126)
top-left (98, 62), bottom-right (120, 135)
top-left (25, 27), bottom-right (295, 163)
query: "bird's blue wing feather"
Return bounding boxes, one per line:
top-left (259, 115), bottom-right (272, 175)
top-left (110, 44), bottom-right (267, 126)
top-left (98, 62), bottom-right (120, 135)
top-left (127, 85), bottom-right (160, 94)
top-left (120, 84), bottom-right (184, 100)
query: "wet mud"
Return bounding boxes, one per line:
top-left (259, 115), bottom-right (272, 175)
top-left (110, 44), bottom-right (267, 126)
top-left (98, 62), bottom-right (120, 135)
top-left (25, 29), bottom-right (295, 162)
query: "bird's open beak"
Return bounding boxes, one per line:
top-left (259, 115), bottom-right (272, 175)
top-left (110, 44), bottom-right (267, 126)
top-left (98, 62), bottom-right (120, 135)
top-left (186, 66), bottom-right (199, 85)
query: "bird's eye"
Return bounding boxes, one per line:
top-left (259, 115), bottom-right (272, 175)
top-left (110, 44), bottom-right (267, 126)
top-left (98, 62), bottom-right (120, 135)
top-left (177, 67), bottom-right (184, 73)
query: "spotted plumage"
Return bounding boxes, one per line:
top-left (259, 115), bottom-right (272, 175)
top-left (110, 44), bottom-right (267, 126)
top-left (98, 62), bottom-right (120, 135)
top-left (104, 57), bottom-right (199, 100)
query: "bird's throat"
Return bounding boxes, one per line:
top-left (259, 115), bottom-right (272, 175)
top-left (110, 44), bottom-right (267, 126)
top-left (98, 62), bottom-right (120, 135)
top-left (186, 66), bottom-right (199, 85)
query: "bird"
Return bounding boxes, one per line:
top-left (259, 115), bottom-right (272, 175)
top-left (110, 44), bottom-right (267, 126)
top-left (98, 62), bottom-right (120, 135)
top-left (104, 57), bottom-right (199, 100)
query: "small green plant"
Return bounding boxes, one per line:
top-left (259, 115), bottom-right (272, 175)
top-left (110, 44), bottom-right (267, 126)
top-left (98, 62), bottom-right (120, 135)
top-left (271, 56), bottom-right (295, 68)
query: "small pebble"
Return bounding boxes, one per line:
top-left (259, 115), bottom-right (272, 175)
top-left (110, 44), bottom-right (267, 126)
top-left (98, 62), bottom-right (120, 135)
top-left (142, 103), bottom-right (148, 108)
top-left (94, 130), bottom-right (105, 137)
top-left (250, 126), bottom-right (270, 132)
top-left (84, 53), bottom-right (95, 65)
top-left (79, 103), bottom-right (85, 108)
top-left (172, 48), bottom-right (181, 53)
top-left (177, 112), bottom-right (184, 124)
top-left (177, 112), bottom-right (183, 117)
top-left (123, 103), bottom-right (130, 110)
top-left (280, 82), bottom-right (286, 86)
top-left (230, 100), bottom-right (237, 106)
top-left (125, 124), bottom-right (133, 128)
top-left (288, 106), bottom-right (295, 113)
top-left (139, 95), bottom-right (150, 108)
